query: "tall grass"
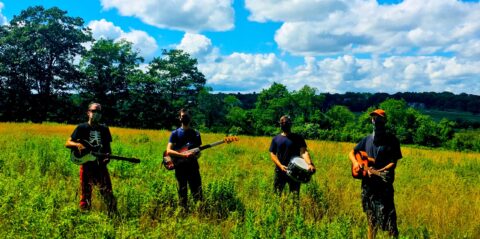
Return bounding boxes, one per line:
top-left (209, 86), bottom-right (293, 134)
top-left (0, 122), bottom-right (479, 238)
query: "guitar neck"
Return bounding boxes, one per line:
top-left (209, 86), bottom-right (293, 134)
top-left (92, 152), bottom-right (140, 163)
top-left (365, 166), bottom-right (388, 182)
top-left (197, 140), bottom-right (225, 151)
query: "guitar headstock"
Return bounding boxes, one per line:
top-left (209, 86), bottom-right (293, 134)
top-left (223, 136), bottom-right (239, 143)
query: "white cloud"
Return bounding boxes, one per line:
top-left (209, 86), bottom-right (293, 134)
top-left (87, 19), bottom-right (158, 59)
top-left (245, 0), bottom-right (348, 22)
top-left (247, 0), bottom-right (480, 58)
top-left (172, 33), bottom-right (479, 94)
top-left (120, 30), bottom-right (158, 57)
top-left (88, 19), bottom-right (123, 39)
top-left (287, 55), bottom-right (480, 94)
top-left (100, 0), bottom-right (234, 32)
top-left (0, 2), bottom-right (8, 25)
top-left (200, 52), bottom-right (289, 92)
top-left (177, 33), bottom-right (216, 62)
top-left (200, 52), bottom-right (480, 94)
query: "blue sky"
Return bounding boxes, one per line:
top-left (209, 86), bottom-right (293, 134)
top-left (1, 0), bottom-right (479, 94)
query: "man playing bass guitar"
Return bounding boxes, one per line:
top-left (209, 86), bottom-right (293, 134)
top-left (165, 108), bottom-right (203, 209)
top-left (65, 103), bottom-right (117, 215)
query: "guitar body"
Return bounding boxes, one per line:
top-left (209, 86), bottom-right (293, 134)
top-left (352, 151), bottom-right (369, 179)
top-left (162, 136), bottom-right (238, 170)
top-left (70, 139), bottom-right (140, 165)
top-left (352, 150), bottom-right (389, 183)
top-left (70, 140), bottom-right (101, 165)
top-left (162, 146), bottom-right (200, 170)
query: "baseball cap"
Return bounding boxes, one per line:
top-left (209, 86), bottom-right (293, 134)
top-left (369, 109), bottom-right (386, 118)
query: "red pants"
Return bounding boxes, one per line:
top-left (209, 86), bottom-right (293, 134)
top-left (79, 162), bottom-right (117, 213)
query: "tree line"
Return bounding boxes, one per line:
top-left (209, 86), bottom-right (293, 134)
top-left (1, 6), bottom-right (478, 152)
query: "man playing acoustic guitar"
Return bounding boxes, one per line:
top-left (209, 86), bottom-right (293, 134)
top-left (65, 103), bottom-right (117, 215)
top-left (349, 109), bottom-right (402, 239)
top-left (165, 108), bottom-right (203, 209)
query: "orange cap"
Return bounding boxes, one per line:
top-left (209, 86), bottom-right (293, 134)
top-left (369, 109), bottom-right (386, 118)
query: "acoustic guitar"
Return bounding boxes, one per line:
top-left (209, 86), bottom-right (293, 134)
top-left (162, 136), bottom-right (239, 170)
top-left (70, 139), bottom-right (140, 165)
top-left (352, 151), bottom-right (388, 183)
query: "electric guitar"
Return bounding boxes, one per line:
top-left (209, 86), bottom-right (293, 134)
top-left (162, 136), bottom-right (239, 170)
top-left (351, 151), bottom-right (389, 183)
top-left (70, 139), bottom-right (140, 165)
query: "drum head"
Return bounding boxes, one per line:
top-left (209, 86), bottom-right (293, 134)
top-left (291, 157), bottom-right (308, 170)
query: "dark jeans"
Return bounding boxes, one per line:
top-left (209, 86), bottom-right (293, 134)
top-left (361, 179), bottom-right (398, 236)
top-left (274, 170), bottom-right (300, 195)
top-left (79, 162), bottom-right (117, 214)
top-left (174, 161), bottom-right (203, 208)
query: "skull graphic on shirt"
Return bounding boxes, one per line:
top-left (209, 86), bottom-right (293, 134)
top-left (89, 130), bottom-right (102, 149)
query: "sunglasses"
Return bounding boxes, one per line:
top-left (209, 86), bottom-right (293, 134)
top-left (89, 109), bottom-right (102, 113)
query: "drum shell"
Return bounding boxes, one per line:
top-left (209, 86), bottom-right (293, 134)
top-left (286, 158), bottom-right (313, 183)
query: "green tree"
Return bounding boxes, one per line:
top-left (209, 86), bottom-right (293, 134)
top-left (414, 114), bottom-right (441, 147)
top-left (148, 49), bottom-right (206, 128)
top-left (437, 118), bottom-right (456, 143)
top-left (195, 88), bottom-right (227, 131)
top-left (0, 6), bottom-right (92, 121)
top-left (253, 82), bottom-right (292, 135)
top-left (291, 85), bottom-right (325, 123)
top-left (325, 105), bottom-right (356, 130)
top-left (0, 27), bottom-right (33, 121)
top-left (79, 39), bottom-right (143, 125)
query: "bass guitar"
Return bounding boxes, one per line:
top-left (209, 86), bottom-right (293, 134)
top-left (162, 136), bottom-right (239, 170)
top-left (351, 151), bottom-right (388, 183)
top-left (70, 139), bottom-right (140, 165)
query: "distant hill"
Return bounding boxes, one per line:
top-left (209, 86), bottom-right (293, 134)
top-left (222, 91), bottom-right (480, 128)
top-left (224, 91), bottom-right (479, 114)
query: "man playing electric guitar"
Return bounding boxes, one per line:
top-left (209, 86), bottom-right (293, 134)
top-left (65, 103), bottom-right (117, 215)
top-left (165, 108), bottom-right (203, 209)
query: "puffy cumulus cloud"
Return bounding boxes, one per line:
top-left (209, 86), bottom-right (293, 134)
top-left (200, 52), bottom-right (290, 92)
top-left (275, 22), bottom-right (371, 55)
top-left (0, 2), bottom-right (7, 25)
top-left (248, 0), bottom-right (480, 58)
top-left (100, 0), bottom-right (234, 32)
top-left (88, 19), bottom-right (158, 59)
top-left (177, 33), bottom-right (216, 62)
top-left (88, 19), bottom-right (122, 39)
top-left (287, 55), bottom-right (480, 94)
top-left (120, 30), bottom-right (158, 58)
top-left (245, 0), bottom-right (348, 22)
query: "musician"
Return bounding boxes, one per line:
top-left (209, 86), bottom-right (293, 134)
top-left (349, 109), bottom-right (402, 239)
top-left (166, 108), bottom-right (203, 209)
top-left (269, 115), bottom-right (315, 195)
top-left (65, 103), bottom-right (117, 215)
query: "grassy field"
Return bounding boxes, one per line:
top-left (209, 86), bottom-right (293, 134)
top-left (421, 109), bottom-right (480, 123)
top-left (0, 122), bottom-right (479, 238)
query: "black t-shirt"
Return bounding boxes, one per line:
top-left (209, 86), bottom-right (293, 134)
top-left (71, 122), bottom-right (112, 154)
top-left (169, 127), bottom-right (202, 167)
top-left (169, 127), bottom-right (202, 150)
top-left (269, 133), bottom-right (307, 167)
top-left (354, 133), bottom-right (402, 183)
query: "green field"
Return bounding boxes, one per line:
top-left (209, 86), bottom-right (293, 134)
top-left (421, 109), bottom-right (480, 123)
top-left (0, 123), bottom-right (479, 238)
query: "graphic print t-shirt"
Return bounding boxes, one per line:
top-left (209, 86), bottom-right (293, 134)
top-left (71, 123), bottom-right (112, 154)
